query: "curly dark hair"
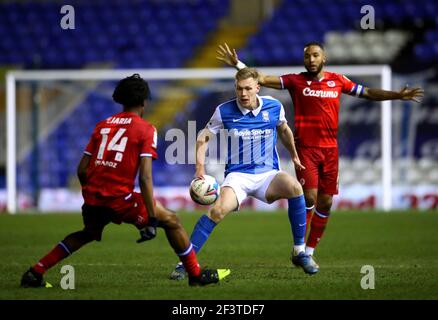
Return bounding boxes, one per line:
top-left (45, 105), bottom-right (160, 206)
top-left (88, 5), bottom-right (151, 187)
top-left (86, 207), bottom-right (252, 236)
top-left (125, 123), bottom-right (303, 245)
top-left (112, 74), bottom-right (150, 107)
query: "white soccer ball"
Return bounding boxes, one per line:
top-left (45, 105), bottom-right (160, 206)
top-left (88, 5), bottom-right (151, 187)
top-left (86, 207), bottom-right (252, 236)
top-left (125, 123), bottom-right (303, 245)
top-left (189, 175), bottom-right (220, 205)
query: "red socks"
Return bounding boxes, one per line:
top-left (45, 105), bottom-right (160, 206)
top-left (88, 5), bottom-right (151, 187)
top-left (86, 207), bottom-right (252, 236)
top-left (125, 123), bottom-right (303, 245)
top-left (306, 209), bottom-right (330, 249)
top-left (33, 242), bottom-right (71, 275)
top-left (178, 244), bottom-right (201, 277)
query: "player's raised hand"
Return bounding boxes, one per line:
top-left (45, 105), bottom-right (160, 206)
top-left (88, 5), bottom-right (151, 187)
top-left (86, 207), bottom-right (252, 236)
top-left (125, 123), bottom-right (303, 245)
top-left (399, 85), bottom-right (424, 103)
top-left (292, 155), bottom-right (306, 171)
top-left (216, 43), bottom-right (239, 66)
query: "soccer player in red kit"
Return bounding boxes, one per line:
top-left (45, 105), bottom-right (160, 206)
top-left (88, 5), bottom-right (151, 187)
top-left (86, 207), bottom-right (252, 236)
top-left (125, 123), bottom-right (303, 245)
top-left (217, 42), bottom-right (423, 271)
top-left (21, 74), bottom-right (230, 287)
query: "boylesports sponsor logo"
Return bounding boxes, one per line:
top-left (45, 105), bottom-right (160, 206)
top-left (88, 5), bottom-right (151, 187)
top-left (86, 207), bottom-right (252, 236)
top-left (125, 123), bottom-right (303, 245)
top-left (232, 128), bottom-right (273, 140)
top-left (302, 87), bottom-right (338, 98)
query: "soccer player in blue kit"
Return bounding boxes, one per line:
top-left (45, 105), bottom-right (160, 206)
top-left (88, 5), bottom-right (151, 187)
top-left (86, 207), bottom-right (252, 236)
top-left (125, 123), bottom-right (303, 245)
top-left (170, 68), bottom-right (319, 280)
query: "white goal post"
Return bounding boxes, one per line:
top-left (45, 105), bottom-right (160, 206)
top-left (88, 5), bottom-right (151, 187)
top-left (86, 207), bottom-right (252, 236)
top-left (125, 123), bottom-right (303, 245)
top-left (5, 66), bottom-right (392, 213)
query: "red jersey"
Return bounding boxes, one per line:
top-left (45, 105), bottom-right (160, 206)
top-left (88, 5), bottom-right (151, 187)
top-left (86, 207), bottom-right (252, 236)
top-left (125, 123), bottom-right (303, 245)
top-left (280, 71), bottom-right (363, 148)
top-left (82, 111), bottom-right (157, 205)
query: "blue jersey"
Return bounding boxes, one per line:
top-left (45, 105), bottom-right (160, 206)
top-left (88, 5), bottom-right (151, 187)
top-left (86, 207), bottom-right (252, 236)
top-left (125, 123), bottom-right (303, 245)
top-left (207, 95), bottom-right (287, 176)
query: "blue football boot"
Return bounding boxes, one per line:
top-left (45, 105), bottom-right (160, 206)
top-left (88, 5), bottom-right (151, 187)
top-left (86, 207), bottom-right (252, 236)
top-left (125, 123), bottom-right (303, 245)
top-left (291, 252), bottom-right (319, 275)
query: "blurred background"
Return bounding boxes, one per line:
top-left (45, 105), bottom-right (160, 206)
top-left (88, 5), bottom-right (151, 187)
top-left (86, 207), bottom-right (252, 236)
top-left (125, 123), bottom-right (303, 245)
top-left (0, 0), bottom-right (437, 212)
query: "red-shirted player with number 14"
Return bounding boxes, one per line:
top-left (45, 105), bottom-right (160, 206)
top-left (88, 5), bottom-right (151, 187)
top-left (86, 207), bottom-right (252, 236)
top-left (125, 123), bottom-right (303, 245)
top-left (217, 42), bottom-right (423, 272)
top-left (21, 74), bottom-right (230, 287)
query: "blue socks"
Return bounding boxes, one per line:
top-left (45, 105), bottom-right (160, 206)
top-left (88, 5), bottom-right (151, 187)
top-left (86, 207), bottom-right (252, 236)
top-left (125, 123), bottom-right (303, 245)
top-left (288, 195), bottom-right (306, 247)
top-left (188, 196), bottom-right (305, 258)
top-left (190, 214), bottom-right (217, 253)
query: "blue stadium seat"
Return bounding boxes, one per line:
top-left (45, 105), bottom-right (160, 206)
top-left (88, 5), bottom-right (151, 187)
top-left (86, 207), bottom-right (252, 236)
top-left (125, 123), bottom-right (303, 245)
top-left (0, 0), bottom-right (229, 68)
top-left (414, 43), bottom-right (433, 60)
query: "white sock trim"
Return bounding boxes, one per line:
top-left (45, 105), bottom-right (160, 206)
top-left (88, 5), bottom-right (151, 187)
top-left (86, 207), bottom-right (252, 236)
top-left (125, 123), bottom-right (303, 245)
top-left (177, 243), bottom-right (193, 257)
top-left (305, 246), bottom-right (315, 256)
top-left (236, 60), bottom-right (247, 70)
top-left (58, 241), bottom-right (71, 255)
top-left (314, 209), bottom-right (329, 218)
top-left (293, 244), bottom-right (305, 255)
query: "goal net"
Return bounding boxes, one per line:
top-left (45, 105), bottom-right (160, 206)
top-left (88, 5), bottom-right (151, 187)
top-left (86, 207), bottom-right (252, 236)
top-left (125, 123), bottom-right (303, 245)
top-left (4, 66), bottom-right (431, 213)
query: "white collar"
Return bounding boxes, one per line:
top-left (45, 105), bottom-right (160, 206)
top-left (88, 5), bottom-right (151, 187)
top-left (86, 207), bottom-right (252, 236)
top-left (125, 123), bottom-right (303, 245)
top-left (236, 95), bottom-right (263, 116)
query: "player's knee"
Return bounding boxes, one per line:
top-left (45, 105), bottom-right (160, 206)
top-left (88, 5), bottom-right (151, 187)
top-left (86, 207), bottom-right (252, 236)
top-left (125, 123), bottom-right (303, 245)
top-left (318, 198), bottom-right (333, 212)
top-left (209, 206), bottom-right (226, 223)
top-left (158, 209), bottom-right (181, 229)
top-left (305, 196), bottom-right (316, 207)
top-left (168, 212), bottom-right (182, 228)
top-left (287, 179), bottom-right (303, 198)
top-left (304, 192), bottom-right (317, 207)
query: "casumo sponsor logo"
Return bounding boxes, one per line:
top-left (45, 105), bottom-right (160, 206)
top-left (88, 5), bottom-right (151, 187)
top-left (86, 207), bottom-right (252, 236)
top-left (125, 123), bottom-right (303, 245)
top-left (303, 87), bottom-right (338, 98)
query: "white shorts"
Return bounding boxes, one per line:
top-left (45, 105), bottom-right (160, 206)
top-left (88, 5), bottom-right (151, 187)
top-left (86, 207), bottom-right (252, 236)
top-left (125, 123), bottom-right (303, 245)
top-left (221, 170), bottom-right (280, 206)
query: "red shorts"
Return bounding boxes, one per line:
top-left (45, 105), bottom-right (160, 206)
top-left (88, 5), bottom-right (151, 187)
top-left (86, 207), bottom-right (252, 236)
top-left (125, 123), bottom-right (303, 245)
top-left (295, 146), bottom-right (339, 195)
top-left (82, 192), bottom-right (151, 241)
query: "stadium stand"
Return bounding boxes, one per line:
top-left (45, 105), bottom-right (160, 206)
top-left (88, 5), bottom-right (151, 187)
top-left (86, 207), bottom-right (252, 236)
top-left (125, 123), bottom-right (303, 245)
top-left (239, 0), bottom-right (438, 67)
top-left (0, 0), bottom-right (436, 208)
top-left (0, 0), bottom-right (229, 68)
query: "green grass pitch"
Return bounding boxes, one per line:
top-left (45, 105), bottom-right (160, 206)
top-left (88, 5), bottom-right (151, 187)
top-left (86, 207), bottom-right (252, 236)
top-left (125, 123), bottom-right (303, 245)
top-left (1, 210), bottom-right (437, 300)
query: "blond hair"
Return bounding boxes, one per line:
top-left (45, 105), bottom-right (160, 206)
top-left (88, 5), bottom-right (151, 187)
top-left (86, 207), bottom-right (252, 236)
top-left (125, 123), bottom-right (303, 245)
top-left (235, 67), bottom-right (259, 82)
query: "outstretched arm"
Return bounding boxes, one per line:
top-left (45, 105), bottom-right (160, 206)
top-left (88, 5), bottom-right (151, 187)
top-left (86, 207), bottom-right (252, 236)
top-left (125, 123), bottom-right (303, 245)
top-left (362, 85), bottom-right (424, 103)
top-left (277, 122), bottom-right (305, 171)
top-left (216, 43), bottom-right (283, 89)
